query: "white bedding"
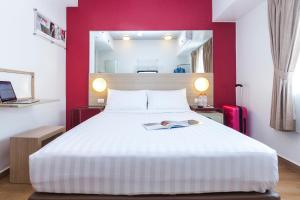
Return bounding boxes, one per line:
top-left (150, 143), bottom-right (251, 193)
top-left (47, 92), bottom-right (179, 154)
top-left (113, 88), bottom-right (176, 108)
top-left (29, 111), bottom-right (278, 195)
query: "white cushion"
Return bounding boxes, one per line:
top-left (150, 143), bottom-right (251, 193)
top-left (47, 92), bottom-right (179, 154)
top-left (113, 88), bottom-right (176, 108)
top-left (147, 89), bottom-right (190, 111)
top-left (106, 89), bottom-right (147, 111)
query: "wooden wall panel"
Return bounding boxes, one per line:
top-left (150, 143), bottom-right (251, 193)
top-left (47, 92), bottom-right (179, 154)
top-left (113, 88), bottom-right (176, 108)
top-left (89, 73), bottom-right (213, 107)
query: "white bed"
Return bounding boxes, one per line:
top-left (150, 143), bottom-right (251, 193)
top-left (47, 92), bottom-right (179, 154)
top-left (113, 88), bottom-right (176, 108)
top-left (29, 110), bottom-right (278, 195)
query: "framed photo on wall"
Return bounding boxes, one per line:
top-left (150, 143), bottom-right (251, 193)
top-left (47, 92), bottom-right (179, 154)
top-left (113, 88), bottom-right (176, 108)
top-left (33, 9), bottom-right (66, 48)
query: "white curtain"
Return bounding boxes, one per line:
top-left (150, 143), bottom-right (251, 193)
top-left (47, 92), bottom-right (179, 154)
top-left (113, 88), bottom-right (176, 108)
top-left (268, 0), bottom-right (300, 131)
top-left (293, 18), bottom-right (300, 132)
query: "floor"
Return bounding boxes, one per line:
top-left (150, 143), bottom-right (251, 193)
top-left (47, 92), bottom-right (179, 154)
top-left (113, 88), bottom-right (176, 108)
top-left (0, 159), bottom-right (299, 200)
top-left (276, 159), bottom-right (300, 200)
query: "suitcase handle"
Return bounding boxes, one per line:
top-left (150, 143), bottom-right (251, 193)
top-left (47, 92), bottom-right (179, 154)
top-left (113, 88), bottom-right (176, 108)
top-left (235, 84), bottom-right (243, 88)
top-left (238, 106), bottom-right (247, 135)
top-left (243, 118), bottom-right (247, 134)
top-left (238, 107), bottom-right (243, 133)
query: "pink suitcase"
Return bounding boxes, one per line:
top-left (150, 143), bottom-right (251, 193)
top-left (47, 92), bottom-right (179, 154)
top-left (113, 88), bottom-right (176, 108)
top-left (223, 105), bottom-right (249, 136)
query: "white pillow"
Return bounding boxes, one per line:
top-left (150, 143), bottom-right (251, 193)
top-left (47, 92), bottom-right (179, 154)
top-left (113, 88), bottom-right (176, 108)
top-left (106, 89), bottom-right (147, 111)
top-left (147, 89), bottom-right (190, 111)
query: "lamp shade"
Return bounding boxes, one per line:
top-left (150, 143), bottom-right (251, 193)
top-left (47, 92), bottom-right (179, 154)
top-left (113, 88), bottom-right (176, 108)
top-left (92, 78), bottom-right (107, 92)
top-left (194, 77), bottom-right (209, 92)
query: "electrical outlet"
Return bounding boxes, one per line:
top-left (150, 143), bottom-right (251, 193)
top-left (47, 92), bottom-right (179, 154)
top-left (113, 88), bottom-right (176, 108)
top-left (194, 98), bottom-right (198, 104)
top-left (97, 98), bottom-right (105, 104)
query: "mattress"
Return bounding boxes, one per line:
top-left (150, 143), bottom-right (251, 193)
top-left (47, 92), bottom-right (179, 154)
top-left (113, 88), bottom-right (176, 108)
top-left (29, 111), bottom-right (278, 195)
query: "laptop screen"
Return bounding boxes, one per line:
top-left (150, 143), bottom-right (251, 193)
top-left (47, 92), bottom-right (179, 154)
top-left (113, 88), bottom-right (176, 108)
top-left (0, 81), bottom-right (17, 102)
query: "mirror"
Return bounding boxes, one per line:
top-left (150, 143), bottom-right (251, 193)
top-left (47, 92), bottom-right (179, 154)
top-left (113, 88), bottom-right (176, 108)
top-left (89, 30), bottom-right (213, 74)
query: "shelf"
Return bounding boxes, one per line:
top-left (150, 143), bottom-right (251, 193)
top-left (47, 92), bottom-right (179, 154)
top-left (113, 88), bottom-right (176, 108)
top-left (0, 99), bottom-right (59, 108)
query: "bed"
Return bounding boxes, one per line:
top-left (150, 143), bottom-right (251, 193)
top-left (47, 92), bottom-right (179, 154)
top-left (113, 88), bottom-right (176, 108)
top-left (28, 90), bottom-right (280, 200)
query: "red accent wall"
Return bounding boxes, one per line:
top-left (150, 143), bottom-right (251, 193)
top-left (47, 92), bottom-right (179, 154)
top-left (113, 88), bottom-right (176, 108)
top-left (66, 0), bottom-right (236, 129)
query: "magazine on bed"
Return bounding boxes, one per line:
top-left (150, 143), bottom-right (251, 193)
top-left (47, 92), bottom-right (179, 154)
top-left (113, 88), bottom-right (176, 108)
top-left (143, 120), bottom-right (199, 131)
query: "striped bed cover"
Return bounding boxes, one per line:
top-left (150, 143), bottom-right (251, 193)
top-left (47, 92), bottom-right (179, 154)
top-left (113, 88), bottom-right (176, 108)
top-left (29, 111), bottom-right (278, 195)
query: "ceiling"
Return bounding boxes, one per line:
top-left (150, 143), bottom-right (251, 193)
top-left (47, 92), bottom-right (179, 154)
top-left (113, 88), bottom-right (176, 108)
top-left (109, 31), bottom-right (182, 40)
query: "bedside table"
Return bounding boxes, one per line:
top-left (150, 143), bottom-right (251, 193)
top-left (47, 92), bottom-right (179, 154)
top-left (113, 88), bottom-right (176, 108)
top-left (191, 107), bottom-right (224, 124)
top-left (71, 106), bottom-right (105, 128)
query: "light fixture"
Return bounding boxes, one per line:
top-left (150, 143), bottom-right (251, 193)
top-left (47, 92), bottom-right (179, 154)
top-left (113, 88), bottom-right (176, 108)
top-left (194, 77), bottom-right (210, 108)
top-left (123, 35), bottom-right (130, 40)
top-left (194, 77), bottom-right (209, 93)
top-left (92, 78), bottom-right (107, 92)
top-left (137, 31), bottom-right (143, 37)
top-left (164, 35), bottom-right (173, 40)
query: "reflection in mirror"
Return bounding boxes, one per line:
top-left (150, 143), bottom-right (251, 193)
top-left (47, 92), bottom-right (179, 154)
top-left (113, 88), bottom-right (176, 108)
top-left (89, 30), bottom-right (213, 74)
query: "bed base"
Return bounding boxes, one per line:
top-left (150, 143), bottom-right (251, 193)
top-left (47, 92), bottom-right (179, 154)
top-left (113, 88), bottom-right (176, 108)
top-left (28, 191), bottom-right (280, 200)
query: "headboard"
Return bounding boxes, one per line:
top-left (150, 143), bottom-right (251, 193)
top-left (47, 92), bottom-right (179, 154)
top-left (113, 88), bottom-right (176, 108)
top-left (89, 73), bottom-right (214, 107)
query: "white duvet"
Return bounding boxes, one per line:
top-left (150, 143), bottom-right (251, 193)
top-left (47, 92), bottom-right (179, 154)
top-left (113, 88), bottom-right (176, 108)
top-left (29, 111), bottom-right (278, 195)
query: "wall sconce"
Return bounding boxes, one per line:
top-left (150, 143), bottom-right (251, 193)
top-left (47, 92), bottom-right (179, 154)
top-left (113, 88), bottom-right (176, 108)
top-left (194, 77), bottom-right (210, 108)
top-left (92, 78), bottom-right (107, 105)
top-left (194, 77), bottom-right (209, 93)
top-left (92, 78), bottom-right (107, 92)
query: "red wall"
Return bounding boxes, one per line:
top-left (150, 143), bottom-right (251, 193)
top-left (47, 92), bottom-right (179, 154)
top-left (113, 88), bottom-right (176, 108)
top-left (66, 0), bottom-right (236, 129)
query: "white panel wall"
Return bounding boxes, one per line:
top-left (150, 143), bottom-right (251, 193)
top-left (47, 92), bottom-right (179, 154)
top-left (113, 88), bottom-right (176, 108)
top-left (0, 0), bottom-right (68, 172)
top-left (236, 1), bottom-right (300, 166)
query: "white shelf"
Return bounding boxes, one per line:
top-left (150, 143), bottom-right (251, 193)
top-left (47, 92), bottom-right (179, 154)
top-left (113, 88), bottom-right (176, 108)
top-left (0, 99), bottom-right (59, 108)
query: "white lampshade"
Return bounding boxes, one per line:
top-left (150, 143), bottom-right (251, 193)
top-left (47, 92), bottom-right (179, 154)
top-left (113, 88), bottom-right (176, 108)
top-left (92, 78), bottom-right (107, 92)
top-left (194, 77), bottom-right (209, 92)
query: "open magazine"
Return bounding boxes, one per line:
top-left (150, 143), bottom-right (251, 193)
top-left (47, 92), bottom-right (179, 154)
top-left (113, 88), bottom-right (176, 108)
top-left (143, 120), bottom-right (200, 131)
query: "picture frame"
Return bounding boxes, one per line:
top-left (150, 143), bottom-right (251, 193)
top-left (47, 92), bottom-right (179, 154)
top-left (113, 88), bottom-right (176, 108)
top-left (33, 8), bottom-right (66, 49)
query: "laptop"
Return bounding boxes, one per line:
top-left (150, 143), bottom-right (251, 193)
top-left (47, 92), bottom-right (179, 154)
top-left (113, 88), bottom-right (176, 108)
top-left (0, 81), bottom-right (40, 104)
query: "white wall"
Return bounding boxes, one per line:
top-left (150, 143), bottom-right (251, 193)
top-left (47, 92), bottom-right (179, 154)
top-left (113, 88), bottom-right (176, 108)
top-left (213, 0), bottom-right (264, 22)
top-left (0, 0), bottom-right (68, 172)
top-left (95, 40), bottom-right (190, 73)
top-left (213, 0), bottom-right (235, 21)
top-left (236, 1), bottom-right (300, 166)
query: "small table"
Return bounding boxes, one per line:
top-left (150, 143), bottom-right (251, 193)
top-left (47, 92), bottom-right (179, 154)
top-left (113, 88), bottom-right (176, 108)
top-left (71, 106), bottom-right (105, 128)
top-left (191, 106), bottom-right (224, 124)
top-left (10, 126), bottom-right (65, 183)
